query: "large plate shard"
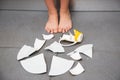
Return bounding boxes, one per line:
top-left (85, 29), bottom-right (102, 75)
top-left (20, 53), bottom-right (47, 74)
top-left (49, 56), bottom-right (74, 76)
top-left (17, 45), bottom-right (36, 60)
top-left (75, 44), bottom-right (93, 58)
top-left (67, 44), bottom-right (93, 58)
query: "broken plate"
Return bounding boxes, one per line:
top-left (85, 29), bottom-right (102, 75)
top-left (59, 29), bottom-right (83, 46)
top-left (67, 51), bottom-right (82, 61)
top-left (20, 53), bottom-right (47, 74)
top-left (17, 45), bottom-right (36, 60)
top-left (17, 38), bottom-right (46, 60)
top-left (49, 56), bottom-right (74, 76)
top-left (42, 34), bottom-right (54, 40)
top-left (67, 44), bottom-right (93, 58)
top-left (75, 44), bottom-right (93, 58)
top-left (69, 62), bottom-right (84, 75)
top-left (34, 38), bottom-right (46, 51)
top-left (45, 41), bottom-right (65, 53)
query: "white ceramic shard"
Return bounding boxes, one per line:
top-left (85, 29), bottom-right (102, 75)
top-left (42, 34), bottom-right (54, 40)
top-left (45, 41), bottom-right (65, 53)
top-left (17, 38), bottom-right (45, 60)
top-left (67, 51), bottom-right (82, 60)
top-left (67, 51), bottom-right (75, 56)
top-left (49, 56), bottom-right (74, 76)
top-left (59, 34), bottom-right (76, 46)
top-left (69, 62), bottom-right (84, 75)
top-left (60, 34), bottom-right (75, 42)
top-left (17, 45), bottom-right (36, 60)
top-left (59, 29), bottom-right (83, 46)
top-left (75, 44), bottom-right (93, 58)
top-left (20, 53), bottom-right (47, 74)
top-left (34, 38), bottom-right (46, 51)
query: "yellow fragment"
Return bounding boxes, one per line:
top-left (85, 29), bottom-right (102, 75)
top-left (74, 29), bottom-right (82, 41)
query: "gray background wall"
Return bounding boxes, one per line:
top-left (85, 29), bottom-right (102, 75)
top-left (0, 0), bottom-right (120, 11)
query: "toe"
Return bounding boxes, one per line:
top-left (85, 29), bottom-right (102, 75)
top-left (50, 29), bottom-right (53, 34)
top-left (62, 28), bottom-right (65, 33)
top-left (47, 27), bottom-right (51, 33)
top-left (67, 25), bottom-right (72, 31)
top-left (65, 26), bottom-right (69, 32)
top-left (54, 29), bottom-right (57, 33)
top-left (45, 27), bottom-right (49, 33)
top-left (58, 27), bottom-right (62, 32)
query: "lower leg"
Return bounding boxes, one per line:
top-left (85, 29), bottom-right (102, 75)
top-left (59, 0), bottom-right (72, 33)
top-left (44, 0), bottom-right (58, 33)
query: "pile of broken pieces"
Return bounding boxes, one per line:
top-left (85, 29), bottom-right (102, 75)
top-left (17, 29), bottom-right (93, 76)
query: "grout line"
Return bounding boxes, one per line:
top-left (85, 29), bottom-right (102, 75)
top-left (0, 9), bottom-right (120, 12)
top-left (0, 47), bottom-right (20, 49)
top-left (73, 10), bottom-right (120, 12)
top-left (0, 9), bottom-right (48, 12)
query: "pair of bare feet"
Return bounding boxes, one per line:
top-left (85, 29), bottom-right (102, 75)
top-left (45, 10), bottom-right (72, 33)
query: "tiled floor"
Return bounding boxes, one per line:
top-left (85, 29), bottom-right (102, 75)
top-left (0, 0), bottom-right (120, 80)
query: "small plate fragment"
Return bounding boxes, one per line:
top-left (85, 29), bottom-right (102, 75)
top-left (42, 34), bottom-right (54, 40)
top-left (69, 62), bottom-right (84, 75)
top-left (45, 41), bottom-right (65, 53)
top-left (67, 51), bottom-right (82, 61)
top-left (20, 53), bottom-right (47, 74)
top-left (49, 56), bottom-right (74, 76)
top-left (59, 29), bottom-right (83, 46)
top-left (17, 45), bottom-right (36, 60)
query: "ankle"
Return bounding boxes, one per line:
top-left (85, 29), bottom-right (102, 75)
top-left (48, 9), bottom-right (58, 16)
top-left (60, 9), bottom-right (70, 14)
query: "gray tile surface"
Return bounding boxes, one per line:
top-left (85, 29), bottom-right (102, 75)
top-left (0, 11), bottom-right (120, 80)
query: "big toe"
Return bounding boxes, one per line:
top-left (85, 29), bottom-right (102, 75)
top-left (58, 27), bottom-right (62, 32)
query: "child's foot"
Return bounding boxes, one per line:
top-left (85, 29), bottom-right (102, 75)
top-left (59, 10), bottom-right (72, 33)
top-left (45, 13), bottom-right (58, 33)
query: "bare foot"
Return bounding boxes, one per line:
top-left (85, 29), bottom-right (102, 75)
top-left (59, 10), bottom-right (72, 33)
top-left (45, 13), bottom-right (58, 33)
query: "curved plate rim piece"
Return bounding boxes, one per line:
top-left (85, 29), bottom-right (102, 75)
top-left (75, 44), bottom-right (93, 58)
top-left (45, 41), bottom-right (65, 53)
top-left (20, 53), bottom-right (47, 74)
top-left (59, 31), bottom-right (83, 46)
top-left (17, 45), bottom-right (36, 60)
top-left (69, 62), bottom-right (84, 75)
top-left (42, 34), bottom-right (54, 40)
top-left (49, 56), bottom-right (74, 76)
